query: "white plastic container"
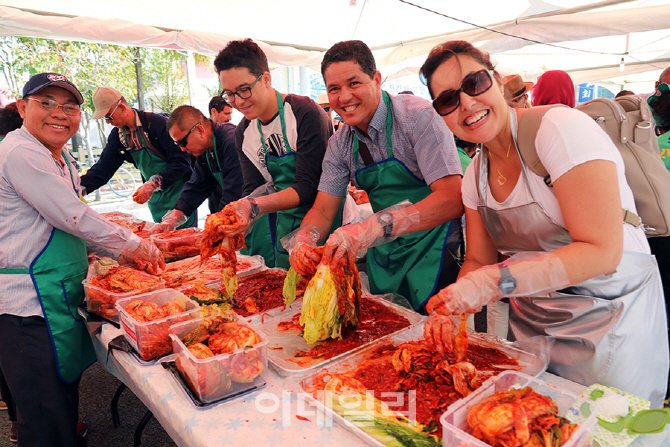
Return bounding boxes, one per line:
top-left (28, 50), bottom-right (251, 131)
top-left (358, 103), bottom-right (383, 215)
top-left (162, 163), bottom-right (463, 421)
top-left (441, 370), bottom-right (598, 447)
top-left (169, 317), bottom-right (268, 405)
top-left (116, 289), bottom-right (199, 360)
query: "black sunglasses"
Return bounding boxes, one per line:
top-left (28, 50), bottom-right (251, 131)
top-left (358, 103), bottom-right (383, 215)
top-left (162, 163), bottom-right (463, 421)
top-left (175, 122), bottom-right (201, 147)
top-left (432, 69), bottom-right (495, 116)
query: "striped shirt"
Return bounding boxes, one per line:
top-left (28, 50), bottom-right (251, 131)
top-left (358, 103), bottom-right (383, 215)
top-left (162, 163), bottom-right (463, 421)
top-left (318, 92), bottom-right (462, 197)
top-left (0, 127), bottom-right (140, 317)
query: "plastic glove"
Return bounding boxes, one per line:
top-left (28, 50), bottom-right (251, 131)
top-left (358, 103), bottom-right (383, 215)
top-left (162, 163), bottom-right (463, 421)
top-left (425, 251), bottom-right (570, 317)
top-left (321, 200), bottom-right (420, 268)
top-left (218, 199), bottom-right (255, 237)
top-left (154, 209), bottom-right (188, 233)
top-left (132, 174), bottom-right (163, 204)
top-left (118, 238), bottom-right (165, 275)
top-left (423, 314), bottom-right (462, 356)
top-left (282, 225), bottom-right (322, 277)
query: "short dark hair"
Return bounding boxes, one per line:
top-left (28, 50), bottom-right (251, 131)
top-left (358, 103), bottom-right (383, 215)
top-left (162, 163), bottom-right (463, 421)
top-left (208, 96), bottom-right (230, 113)
top-left (213, 39), bottom-right (269, 77)
top-left (615, 90), bottom-right (635, 98)
top-left (321, 40), bottom-right (376, 80)
top-left (420, 40), bottom-right (497, 99)
top-left (0, 102), bottom-right (23, 136)
top-left (166, 105), bottom-right (206, 132)
top-left (650, 91), bottom-right (670, 129)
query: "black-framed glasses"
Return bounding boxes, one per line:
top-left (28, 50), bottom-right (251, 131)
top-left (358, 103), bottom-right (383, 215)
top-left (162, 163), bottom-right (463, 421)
top-left (432, 69), bottom-right (495, 116)
top-left (175, 122), bottom-right (201, 147)
top-left (103, 101), bottom-right (121, 120)
top-left (28, 97), bottom-right (81, 116)
top-left (220, 73), bottom-right (264, 103)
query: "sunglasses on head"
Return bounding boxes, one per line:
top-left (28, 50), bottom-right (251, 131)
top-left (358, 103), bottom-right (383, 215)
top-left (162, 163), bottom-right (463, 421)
top-left (432, 69), bottom-right (495, 116)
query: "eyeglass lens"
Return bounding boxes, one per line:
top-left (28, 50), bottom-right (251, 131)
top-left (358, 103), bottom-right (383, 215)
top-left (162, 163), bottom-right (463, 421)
top-left (29, 97), bottom-right (81, 116)
top-left (104, 101), bottom-right (120, 120)
top-left (221, 74), bottom-right (263, 103)
top-left (433, 69), bottom-right (493, 116)
top-left (177, 122), bottom-right (201, 147)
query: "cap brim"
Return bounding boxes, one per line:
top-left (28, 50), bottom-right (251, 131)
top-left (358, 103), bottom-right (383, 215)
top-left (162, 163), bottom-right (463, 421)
top-left (92, 109), bottom-right (107, 119)
top-left (45, 81), bottom-right (84, 104)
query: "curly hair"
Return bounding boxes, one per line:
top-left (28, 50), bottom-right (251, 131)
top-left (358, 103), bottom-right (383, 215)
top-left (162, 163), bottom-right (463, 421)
top-left (213, 39), bottom-right (269, 77)
top-left (0, 102), bottom-right (22, 136)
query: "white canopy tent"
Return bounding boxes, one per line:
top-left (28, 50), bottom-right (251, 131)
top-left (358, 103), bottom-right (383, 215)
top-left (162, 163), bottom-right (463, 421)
top-left (1, 0), bottom-right (669, 90)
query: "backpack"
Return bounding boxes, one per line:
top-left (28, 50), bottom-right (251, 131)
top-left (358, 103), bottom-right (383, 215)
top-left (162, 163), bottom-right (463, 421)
top-left (516, 95), bottom-right (670, 237)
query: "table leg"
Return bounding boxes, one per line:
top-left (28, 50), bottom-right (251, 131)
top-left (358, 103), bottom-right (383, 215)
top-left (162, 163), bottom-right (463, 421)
top-left (134, 410), bottom-right (154, 447)
top-left (111, 383), bottom-right (127, 428)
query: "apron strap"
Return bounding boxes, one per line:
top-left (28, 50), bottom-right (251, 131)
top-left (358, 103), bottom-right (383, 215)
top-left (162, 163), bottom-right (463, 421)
top-left (257, 90), bottom-right (293, 156)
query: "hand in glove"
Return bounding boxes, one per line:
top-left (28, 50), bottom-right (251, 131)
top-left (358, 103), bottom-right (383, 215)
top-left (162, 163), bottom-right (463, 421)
top-left (133, 174), bottom-right (163, 204)
top-left (321, 202), bottom-right (420, 268)
top-left (218, 199), bottom-right (257, 237)
top-left (130, 239), bottom-right (166, 275)
top-left (282, 225), bottom-right (323, 277)
top-left (423, 314), bottom-right (464, 357)
top-left (154, 209), bottom-right (188, 233)
top-left (425, 251), bottom-right (570, 316)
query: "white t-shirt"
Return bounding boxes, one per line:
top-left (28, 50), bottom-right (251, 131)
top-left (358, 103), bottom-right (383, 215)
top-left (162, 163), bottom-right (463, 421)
top-left (462, 107), bottom-right (649, 254)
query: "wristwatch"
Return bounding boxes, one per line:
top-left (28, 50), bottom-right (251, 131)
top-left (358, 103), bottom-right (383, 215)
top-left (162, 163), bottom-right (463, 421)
top-left (377, 213), bottom-right (394, 238)
top-left (498, 264), bottom-right (517, 295)
top-left (249, 199), bottom-right (261, 220)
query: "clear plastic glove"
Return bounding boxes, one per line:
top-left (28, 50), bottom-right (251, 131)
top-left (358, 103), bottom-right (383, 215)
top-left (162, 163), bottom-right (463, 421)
top-left (282, 225), bottom-right (322, 277)
top-left (425, 251), bottom-right (570, 316)
top-left (423, 314), bottom-right (462, 356)
top-left (121, 238), bottom-right (166, 275)
top-left (132, 174), bottom-right (163, 204)
top-left (321, 200), bottom-right (420, 268)
top-left (154, 209), bottom-right (188, 233)
top-left (218, 199), bottom-right (255, 237)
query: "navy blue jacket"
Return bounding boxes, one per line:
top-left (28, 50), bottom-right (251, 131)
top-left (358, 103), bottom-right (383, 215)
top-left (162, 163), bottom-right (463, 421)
top-left (80, 110), bottom-right (192, 193)
top-left (174, 121), bottom-right (243, 216)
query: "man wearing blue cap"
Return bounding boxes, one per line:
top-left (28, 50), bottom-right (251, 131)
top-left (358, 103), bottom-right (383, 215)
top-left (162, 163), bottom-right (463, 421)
top-left (0, 73), bottom-right (164, 446)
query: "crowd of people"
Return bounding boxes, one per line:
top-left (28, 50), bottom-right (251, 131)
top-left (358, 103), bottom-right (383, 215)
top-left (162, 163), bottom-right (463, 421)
top-left (1, 36), bottom-right (669, 446)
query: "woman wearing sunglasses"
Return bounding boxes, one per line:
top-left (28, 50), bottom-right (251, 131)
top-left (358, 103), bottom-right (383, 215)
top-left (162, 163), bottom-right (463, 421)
top-left (420, 40), bottom-right (667, 407)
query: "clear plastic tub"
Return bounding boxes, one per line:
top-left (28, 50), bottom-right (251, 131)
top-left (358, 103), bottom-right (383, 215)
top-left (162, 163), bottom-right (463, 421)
top-left (83, 274), bottom-right (165, 323)
top-left (248, 294), bottom-right (425, 376)
top-left (294, 324), bottom-right (549, 447)
top-left (150, 228), bottom-right (203, 262)
top-left (161, 254), bottom-right (265, 291)
top-left (441, 370), bottom-right (598, 447)
top-left (169, 317), bottom-right (268, 405)
top-left (116, 289), bottom-right (200, 360)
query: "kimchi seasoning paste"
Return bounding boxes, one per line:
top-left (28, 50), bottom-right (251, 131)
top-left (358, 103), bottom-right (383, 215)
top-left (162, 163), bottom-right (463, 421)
top-left (290, 297), bottom-right (411, 361)
top-left (233, 271), bottom-right (308, 317)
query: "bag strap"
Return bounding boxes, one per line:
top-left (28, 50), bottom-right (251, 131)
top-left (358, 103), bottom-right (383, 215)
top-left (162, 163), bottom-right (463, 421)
top-left (358, 140), bottom-right (375, 167)
top-left (141, 111), bottom-right (168, 162)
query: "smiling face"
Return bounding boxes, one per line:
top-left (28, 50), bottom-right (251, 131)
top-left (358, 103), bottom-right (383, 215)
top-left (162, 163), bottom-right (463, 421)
top-left (219, 67), bottom-right (273, 122)
top-left (429, 55), bottom-right (508, 145)
top-left (17, 86), bottom-right (81, 155)
top-left (324, 60), bottom-right (381, 134)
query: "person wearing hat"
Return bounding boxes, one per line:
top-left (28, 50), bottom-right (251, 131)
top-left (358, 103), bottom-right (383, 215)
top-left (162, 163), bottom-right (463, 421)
top-left (209, 96), bottom-right (233, 123)
top-left (80, 86), bottom-right (195, 228)
top-left (154, 105), bottom-right (244, 231)
top-left (503, 74), bottom-right (534, 109)
top-left (0, 73), bottom-right (164, 446)
top-left (316, 92), bottom-right (339, 131)
top-left (211, 38), bottom-right (338, 269)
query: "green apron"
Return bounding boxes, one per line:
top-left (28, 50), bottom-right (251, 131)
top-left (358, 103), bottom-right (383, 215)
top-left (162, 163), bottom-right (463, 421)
top-left (0, 151), bottom-right (95, 383)
top-left (657, 130), bottom-right (670, 173)
top-left (122, 117), bottom-right (194, 229)
top-left (260, 91), bottom-right (343, 269)
top-left (353, 91), bottom-right (455, 310)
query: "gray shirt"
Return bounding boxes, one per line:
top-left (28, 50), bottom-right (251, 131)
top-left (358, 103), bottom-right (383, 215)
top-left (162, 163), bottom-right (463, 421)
top-left (0, 127), bottom-right (139, 317)
top-left (318, 92), bottom-right (462, 197)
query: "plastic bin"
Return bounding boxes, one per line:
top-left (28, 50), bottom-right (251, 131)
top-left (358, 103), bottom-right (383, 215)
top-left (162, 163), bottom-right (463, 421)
top-left (83, 274), bottom-right (165, 323)
top-left (441, 370), bottom-right (598, 447)
top-left (169, 317), bottom-right (268, 405)
top-left (150, 228), bottom-right (203, 262)
top-left (116, 289), bottom-right (200, 360)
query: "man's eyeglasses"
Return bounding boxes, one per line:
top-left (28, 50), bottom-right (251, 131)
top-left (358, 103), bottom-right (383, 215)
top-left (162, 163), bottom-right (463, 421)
top-left (323, 106), bottom-right (331, 113)
top-left (104, 101), bottom-right (121, 120)
top-left (175, 122), bottom-right (201, 148)
top-left (432, 69), bottom-right (495, 116)
top-left (28, 97), bottom-right (81, 116)
top-left (220, 73), bottom-right (264, 103)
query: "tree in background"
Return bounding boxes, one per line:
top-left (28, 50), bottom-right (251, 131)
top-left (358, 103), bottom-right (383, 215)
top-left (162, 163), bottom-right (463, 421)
top-left (139, 47), bottom-right (188, 114)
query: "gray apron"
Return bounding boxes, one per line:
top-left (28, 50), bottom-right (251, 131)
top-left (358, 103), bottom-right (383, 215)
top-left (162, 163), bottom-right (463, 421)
top-left (475, 109), bottom-right (669, 407)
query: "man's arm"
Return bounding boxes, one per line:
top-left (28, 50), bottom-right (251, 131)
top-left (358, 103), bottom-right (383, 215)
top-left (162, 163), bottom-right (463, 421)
top-left (79, 131), bottom-right (125, 194)
top-left (173, 156), bottom-right (217, 217)
top-left (300, 191), bottom-right (344, 242)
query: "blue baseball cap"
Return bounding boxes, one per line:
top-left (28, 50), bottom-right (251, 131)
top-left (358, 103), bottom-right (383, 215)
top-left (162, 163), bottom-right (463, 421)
top-left (22, 72), bottom-right (84, 105)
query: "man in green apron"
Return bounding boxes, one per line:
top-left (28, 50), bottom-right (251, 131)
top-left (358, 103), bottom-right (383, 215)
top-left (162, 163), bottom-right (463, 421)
top-left (211, 39), bottom-right (336, 269)
top-left (0, 73), bottom-right (164, 446)
top-left (155, 105), bottom-right (243, 231)
top-left (288, 41), bottom-right (465, 312)
top-left (80, 86), bottom-right (195, 228)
